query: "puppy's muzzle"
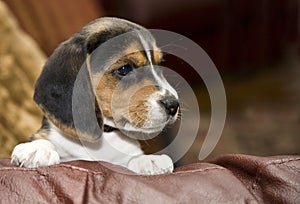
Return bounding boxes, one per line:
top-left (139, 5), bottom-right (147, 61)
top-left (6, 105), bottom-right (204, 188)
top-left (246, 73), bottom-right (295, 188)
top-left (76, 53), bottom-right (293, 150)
top-left (160, 97), bottom-right (179, 117)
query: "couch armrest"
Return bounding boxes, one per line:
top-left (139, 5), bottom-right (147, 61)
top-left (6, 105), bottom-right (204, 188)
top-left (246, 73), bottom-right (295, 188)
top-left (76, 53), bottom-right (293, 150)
top-left (0, 154), bottom-right (299, 203)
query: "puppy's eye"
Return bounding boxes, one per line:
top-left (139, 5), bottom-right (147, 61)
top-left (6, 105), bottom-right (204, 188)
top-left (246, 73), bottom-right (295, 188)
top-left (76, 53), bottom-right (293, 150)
top-left (115, 64), bottom-right (133, 77)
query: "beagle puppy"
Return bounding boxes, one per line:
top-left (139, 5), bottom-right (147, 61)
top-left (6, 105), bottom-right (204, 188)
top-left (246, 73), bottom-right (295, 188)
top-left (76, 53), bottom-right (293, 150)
top-left (11, 17), bottom-right (179, 175)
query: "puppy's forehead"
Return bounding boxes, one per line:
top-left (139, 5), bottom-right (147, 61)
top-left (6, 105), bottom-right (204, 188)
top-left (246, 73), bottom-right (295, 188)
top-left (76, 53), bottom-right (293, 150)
top-left (134, 31), bottom-right (162, 64)
top-left (83, 17), bottom-right (162, 63)
top-left (122, 41), bottom-right (162, 65)
top-left (84, 17), bottom-right (145, 35)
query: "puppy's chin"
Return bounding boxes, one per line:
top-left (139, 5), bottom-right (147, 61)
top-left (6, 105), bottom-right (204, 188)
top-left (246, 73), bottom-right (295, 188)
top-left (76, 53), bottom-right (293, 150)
top-left (111, 102), bottom-right (179, 139)
top-left (118, 113), bottom-right (178, 140)
top-left (120, 124), bottom-right (164, 140)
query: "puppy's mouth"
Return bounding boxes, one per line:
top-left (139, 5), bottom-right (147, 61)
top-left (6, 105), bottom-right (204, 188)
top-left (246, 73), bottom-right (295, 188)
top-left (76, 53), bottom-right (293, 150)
top-left (114, 98), bottom-right (179, 137)
top-left (125, 121), bottom-right (166, 133)
top-left (117, 117), bottom-right (171, 140)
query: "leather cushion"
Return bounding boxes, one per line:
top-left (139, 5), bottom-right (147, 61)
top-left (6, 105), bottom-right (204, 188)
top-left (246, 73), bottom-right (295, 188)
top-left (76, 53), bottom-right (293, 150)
top-left (0, 154), bottom-right (299, 203)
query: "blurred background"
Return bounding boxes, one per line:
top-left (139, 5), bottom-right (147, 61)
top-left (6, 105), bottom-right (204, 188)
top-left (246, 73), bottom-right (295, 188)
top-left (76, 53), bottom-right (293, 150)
top-left (0, 0), bottom-right (299, 165)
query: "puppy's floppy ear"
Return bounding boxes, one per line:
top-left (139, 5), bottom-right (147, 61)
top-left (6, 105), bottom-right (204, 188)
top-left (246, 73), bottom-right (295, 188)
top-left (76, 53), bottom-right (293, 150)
top-left (33, 27), bottom-right (105, 141)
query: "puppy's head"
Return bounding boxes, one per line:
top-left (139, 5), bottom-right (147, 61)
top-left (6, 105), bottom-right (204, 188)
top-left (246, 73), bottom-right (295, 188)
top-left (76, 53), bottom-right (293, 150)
top-left (34, 17), bottom-right (179, 140)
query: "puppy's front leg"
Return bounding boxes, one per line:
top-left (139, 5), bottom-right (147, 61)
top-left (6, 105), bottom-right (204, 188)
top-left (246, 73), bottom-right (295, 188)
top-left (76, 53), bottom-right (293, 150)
top-left (11, 138), bottom-right (60, 168)
top-left (11, 119), bottom-right (60, 168)
top-left (11, 117), bottom-right (60, 168)
top-left (127, 154), bottom-right (174, 175)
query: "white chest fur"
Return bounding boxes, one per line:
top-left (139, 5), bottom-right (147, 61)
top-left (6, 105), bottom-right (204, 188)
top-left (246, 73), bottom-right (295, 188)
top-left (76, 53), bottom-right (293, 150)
top-left (12, 125), bottom-right (174, 175)
top-left (48, 128), bottom-right (144, 167)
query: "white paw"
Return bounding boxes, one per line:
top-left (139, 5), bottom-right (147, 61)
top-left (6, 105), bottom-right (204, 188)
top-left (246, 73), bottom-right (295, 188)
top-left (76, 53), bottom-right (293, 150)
top-left (11, 139), bottom-right (60, 168)
top-left (127, 154), bottom-right (174, 175)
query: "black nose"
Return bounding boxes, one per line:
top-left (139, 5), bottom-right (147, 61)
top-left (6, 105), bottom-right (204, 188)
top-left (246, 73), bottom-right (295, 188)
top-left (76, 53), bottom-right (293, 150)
top-left (160, 98), bottom-right (179, 116)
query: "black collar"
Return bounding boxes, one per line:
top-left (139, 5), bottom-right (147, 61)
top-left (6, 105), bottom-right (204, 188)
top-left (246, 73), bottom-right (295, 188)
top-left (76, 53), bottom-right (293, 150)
top-left (104, 124), bottom-right (119, 132)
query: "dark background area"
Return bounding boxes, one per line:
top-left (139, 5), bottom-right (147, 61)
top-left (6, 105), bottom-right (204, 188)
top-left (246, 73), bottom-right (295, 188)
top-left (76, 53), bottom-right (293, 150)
top-left (2, 0), bottom-right (300, 165)
top-left (4, 0), bottom-right (299, 72)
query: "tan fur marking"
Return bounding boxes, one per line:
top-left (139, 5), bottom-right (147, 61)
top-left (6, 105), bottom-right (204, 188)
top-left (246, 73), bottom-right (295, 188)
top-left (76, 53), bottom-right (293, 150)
top-left (153, 50), bottom-right (163, 64)
top-left (30, 129), bottom-right (49, 141)
top-left (102, 51), bottom-right (148, 73)
top-left (123, 43), bottom-right (162, 66)
top-left (126, 52), bottom-right (147, 67)
top-left (116, 42), bottom-right (149, 68)
top-left (128, 84), bottom-right (158, 127)
top-left (96, 73), bottom-right (118, 118)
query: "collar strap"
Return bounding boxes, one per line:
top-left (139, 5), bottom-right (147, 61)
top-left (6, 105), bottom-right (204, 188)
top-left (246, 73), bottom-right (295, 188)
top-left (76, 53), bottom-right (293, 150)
top-left (104, 124), bottom-right (119, 132)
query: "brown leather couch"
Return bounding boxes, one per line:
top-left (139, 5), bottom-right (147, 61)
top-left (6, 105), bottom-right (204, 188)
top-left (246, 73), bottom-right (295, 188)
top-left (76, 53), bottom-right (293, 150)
top-left (1, 154), bottom-right (299, 203)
